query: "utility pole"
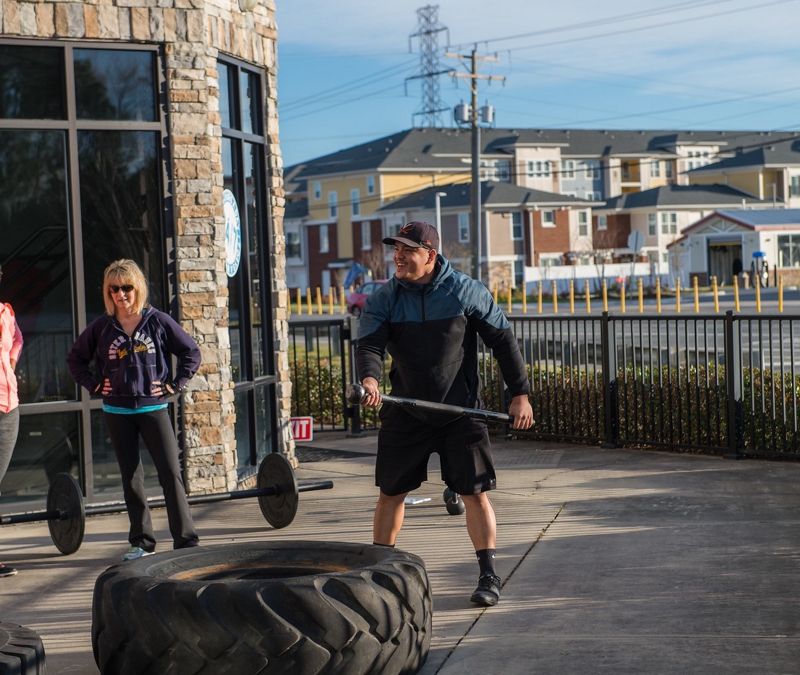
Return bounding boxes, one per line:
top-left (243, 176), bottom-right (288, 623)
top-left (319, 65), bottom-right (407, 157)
top-left (447, 48), bottom-right (504, 281)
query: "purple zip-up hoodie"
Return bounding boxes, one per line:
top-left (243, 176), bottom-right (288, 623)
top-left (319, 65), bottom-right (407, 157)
top-left (67, 306), bottom-right (201, 409)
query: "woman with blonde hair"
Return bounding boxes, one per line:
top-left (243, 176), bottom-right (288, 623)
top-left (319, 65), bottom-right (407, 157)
top-left (68, 259), bottom-right (201, 560)
top-left (0, 264), bottom-right (23, 577)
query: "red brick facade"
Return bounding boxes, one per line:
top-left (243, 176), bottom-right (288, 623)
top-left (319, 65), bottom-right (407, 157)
top-left (306, 222), bottom-right (338, 288)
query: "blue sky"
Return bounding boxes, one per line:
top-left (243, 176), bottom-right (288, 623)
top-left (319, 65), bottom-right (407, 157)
top-left (275, 0), bottom-right (800, 167)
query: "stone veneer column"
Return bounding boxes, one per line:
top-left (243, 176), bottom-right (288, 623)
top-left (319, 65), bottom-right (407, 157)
top-left (1, 0), bottom-right (292, 491)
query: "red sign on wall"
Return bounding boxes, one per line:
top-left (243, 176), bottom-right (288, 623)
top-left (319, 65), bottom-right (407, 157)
top-left (290, 416), bottom-right (314, 442)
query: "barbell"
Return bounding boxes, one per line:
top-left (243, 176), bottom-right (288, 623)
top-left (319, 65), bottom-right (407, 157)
top-left (0, 454), bottom-right (333, 555)
top-left (345, 383), bottom-right (514, 425)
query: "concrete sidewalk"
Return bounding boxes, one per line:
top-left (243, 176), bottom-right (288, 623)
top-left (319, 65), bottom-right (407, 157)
top-left (1, 433), bottom-right (799, 673)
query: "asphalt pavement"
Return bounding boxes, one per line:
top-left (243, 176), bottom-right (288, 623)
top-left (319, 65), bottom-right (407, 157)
top-left (1, 433), bottom-right (799, 674)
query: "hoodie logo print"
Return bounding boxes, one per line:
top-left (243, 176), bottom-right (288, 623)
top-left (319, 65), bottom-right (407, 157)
top-left (107, 332), bottom-right (157, 361)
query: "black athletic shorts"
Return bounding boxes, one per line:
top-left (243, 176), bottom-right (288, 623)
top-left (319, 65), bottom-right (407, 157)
top-left (376, 407), bottom-right (496, 496)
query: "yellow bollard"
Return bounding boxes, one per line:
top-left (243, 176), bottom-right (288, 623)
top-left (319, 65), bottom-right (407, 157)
top-left (306, 287), bottom-right (313, 315)
top-left (537, 282), bottom-right (543, 314)
top-left (620, 281), bottom-right (626, 314)
top-left (585, 279), bottom-right (591, 314)
top-left (637, 278), bottom-right (644, 313)
top-left (493, 285), bottom-right (499, 305)
top-left (602, 279), bottom-right (608, 312)
top-left (552, 280), bottom-right (558, 314)
top-left (655, 278), bottom-right (662, 314)
top-left (507, 286), bottom-right (513, 315)
top-left (296, 287), bottom-right (302, 315)
top-left (314, 287), bottom-right (322, 315)
top-left (340, 285), bottom-right (347, 314)
top-left (778, 275), bottom-right (784, 313)
top-left (569, 279), bottom-right (575, 314)
top-left (733, 276), bottom-right (740, 312)
top-left (675, 279), bottom-right (681, 313)
top-left (522, 287), bottom-right (528, 314)
top-left (755, 278), bottom-right (762, 313)
top-left (712, 276), bottom-right (719, 314)
top-left (328, 288), bottom-right (334, 315)
top-left (693, 276), bottom-right (700, 313)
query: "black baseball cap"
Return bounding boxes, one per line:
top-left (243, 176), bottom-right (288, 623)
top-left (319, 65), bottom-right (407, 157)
top-left (383, 221), bottom-right (439, 250)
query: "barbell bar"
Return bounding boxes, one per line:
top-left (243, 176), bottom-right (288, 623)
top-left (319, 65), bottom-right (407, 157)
top-left (0, 453), bottom-right (333, 556)
top-left (346, 383), bottom-right (513, 425)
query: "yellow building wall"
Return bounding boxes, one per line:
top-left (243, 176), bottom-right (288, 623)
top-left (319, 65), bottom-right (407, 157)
top-left (688, 170), bottom-right (763, 197)
top-left (307, 171), bottom-right (469, 260)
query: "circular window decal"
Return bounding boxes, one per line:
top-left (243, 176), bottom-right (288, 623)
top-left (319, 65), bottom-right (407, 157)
top-left (223, 189), bottom-right (242, 277)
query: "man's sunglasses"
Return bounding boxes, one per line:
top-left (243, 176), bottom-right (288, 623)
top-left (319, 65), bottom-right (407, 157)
top-left (109, 284), bottom-right (135, 294)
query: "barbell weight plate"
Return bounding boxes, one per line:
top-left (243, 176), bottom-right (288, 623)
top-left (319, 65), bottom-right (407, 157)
top-left (47, 473), bottom-right (85, 555)
top-left (257, 454), bottom-right (299, 529)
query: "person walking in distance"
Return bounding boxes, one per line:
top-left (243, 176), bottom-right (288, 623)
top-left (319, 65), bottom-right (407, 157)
top-left (67, 259), bottom-right (201, 560)
top-left (356, 221), bottom-right (534, 607)
top-left (0, 264), bottom-right (23, 577)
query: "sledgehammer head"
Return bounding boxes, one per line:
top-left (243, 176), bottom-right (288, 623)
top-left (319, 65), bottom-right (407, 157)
top-left (345, 383), bottom-right (366, 404)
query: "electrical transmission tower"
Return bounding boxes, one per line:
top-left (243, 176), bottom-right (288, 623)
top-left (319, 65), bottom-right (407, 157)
top-left (406, 5), bottom-right (451, 127)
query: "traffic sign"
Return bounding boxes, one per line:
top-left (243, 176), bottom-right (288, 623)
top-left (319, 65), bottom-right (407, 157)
top-left (290, 416), bottom-right (314, 442)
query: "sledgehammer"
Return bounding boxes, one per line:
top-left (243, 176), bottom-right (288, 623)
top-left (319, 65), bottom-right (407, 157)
top-left (345, 383), bottom-right (513, 425)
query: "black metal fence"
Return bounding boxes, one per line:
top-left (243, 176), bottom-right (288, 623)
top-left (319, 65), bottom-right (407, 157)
top-left (287, 313), bottom-right (800, 459)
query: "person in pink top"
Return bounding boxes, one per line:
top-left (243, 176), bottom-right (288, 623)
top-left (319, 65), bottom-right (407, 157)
top-left (0, 264), bottom-right (23, 577)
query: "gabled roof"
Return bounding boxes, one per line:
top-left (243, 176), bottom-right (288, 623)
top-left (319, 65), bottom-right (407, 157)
top-left (599, 184), bottom-right (767, 210)
top-left (283, 198), bottom-right (308, 220)
top-left (286, 128), bottom-right (800, 182)
top-left (378, 181), bottom-right (595, 212)
top-left (713, 208), bottom-right (800, 227)
top-left (688, 137), bottom-right (800, 173)
top-left (668, 208), bottom-right (800, 247)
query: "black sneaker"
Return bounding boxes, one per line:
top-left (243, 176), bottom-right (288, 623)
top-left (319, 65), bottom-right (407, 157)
top-left (0, 564), bottom-right (18, 578)
top-left (470, 573), bottom-right (501, 606)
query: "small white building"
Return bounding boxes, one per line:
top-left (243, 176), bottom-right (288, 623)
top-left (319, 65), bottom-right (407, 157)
top-left (667, 209), bottom-right (800, 286)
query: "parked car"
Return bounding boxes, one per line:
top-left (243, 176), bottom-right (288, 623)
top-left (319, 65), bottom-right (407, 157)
top-left (346, 280), bottom-right (387, 316)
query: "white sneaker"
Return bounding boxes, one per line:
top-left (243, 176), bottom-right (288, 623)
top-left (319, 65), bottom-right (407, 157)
top-left (122, 546), bottom-right (155, 561)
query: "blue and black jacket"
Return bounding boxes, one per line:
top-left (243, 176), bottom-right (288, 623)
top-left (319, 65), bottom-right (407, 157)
top-left (356, 256), bottom-right (530, 425)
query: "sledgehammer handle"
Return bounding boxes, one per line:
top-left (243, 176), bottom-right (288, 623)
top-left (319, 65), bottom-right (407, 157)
top-left (346, 383), bottom-right (513, 424)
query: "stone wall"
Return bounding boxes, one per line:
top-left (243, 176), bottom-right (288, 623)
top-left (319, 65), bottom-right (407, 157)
top-left (1, 0), bottom-right (292, 491)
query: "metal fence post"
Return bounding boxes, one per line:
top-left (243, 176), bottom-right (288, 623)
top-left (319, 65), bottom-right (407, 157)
top-left (601, 311), bottom-right (620, 448)
top-left (724, 310), bottom-right (743, 458)
top-left (345, 315), bottom-right (364, 437)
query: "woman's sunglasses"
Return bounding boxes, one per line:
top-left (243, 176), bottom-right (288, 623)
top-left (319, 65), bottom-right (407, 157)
top-left (109, 284), bottom-right (135, 294)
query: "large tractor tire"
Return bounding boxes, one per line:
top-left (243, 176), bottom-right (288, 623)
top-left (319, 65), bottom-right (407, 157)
top-left (92, 541), bottom-right (432, 675)
top-left (0, 621), bottom-right (46, 674)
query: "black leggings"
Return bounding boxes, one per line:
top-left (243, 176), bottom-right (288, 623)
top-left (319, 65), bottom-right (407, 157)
top-left (104, 409), bottom-right (198, 551)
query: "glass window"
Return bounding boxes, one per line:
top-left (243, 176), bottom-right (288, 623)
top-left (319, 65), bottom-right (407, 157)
top-left (319, 224), bottom-right (329, 253)
top-left (458, 212), bottom-right (470, 243)
top-left (254, 383), bottom-right (273, 463)
top-left (0, 45), bottom-right (65, 119)
top-left (648, 213), bottom-right (657, 236)
top-left (578, 211), bottom-right (589, 237)
top-left (597, 215), bottom-right (608, 231)
top-left (313, 181), bottom-right (321, 200)
top-left (513, 259), bottom-right (524, 286)
top-left (0, 130), bottom-right (75, 403)
top-left (286, 228), bottom-right (301, 258)
top-left (651, 160), bottom-right (661, 178)
top-left (351, 188), bottom-right (360, 217)
top-left (0, 412), bottom-right (79, 507)
top-left (367, 175), bottom-right (375, 194)
top-left (542, 210), bottom-right (556, 227)
top-left (78, 130), bottom-right (165, 321)
top-left (218, 62), bottom-right (234, 129)
top-left (239, 69), bottom-right (261, 135)
top-left (74, 49), bottom-right (156, 121)
top-left (245, 142), bottom-right (266, 379)
top-left (791, 176), bottom-right (800, 197)
top-left (223, 138), bottom-right (244, 382)
top-left (361, 221), bottom-right (371, 249)
top-left (778, 234), bottom-right (800, 267)
top-left (328, 191), bottom-right (337, 218)
top-left (234, 389), bottom-right (252, 467)
top-left (511, 212), bottom-right (523, 240)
